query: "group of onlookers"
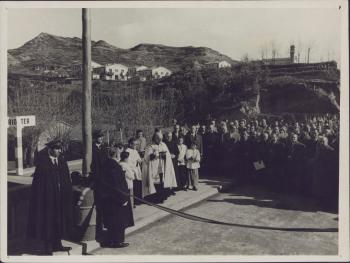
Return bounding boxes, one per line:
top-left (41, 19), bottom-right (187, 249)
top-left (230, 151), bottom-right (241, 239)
top-left (97, 114), bottom-right (340, 208)
top-left (193, 115), bottom-right (339, 206)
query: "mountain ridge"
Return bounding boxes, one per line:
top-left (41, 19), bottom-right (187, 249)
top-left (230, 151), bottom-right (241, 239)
top-left (8, 32), bottom-right (238, 74)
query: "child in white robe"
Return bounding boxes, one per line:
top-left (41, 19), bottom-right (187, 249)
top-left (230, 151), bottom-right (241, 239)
top-left (186, 142), bottom-right (201, 191)
top-left (119, 151), bottom-right (136, 208)
top-left (177, 136), bottom-right (188, 190)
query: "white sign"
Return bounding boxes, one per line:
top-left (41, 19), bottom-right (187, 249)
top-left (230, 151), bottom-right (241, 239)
top-left (8, 115), bottom-right (36, 127)
top-left (7, 115), bottom-right (36, 176)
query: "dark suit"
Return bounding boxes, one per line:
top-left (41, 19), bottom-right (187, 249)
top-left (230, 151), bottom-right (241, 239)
top-left (255, 140), bottom-right (270, 185)
top-left (184, 133), bottom-right (203, 156)
top-left (267, 141), bottom-right (287, 191)
top-left (304, 138), bottom-right (318, 193)
top-left (203, 131), bottom-right (219, 176)
top-left (224, 133), bottom-right (241, 179)
top-left (100, 158), bottom-right (134, 244)
top-left (172, 132), bottom-right (181, 144)
top-left (312, 144), bottom-right (338, 210)
top-left (286, 141), bottom-right (306, 193)
top-left (91, 143), bottom-right (108, 240)
top-left (27, 150), bottom-right (73, 252)
top-left (237, 139), bottom-right (254, 184)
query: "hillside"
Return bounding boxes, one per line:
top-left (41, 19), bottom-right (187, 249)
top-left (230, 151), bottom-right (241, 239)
top-left (8, 32), bottom-right (237, 74)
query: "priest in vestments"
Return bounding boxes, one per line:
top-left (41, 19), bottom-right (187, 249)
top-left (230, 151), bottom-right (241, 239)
top-left (142, 131), bottom-right (177, 203)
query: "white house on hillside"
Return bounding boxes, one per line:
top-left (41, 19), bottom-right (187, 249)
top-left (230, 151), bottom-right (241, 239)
top-left (100, 63), bottom-right (129, 81)
top-left (152, 66), bottom-right (172, 79)
top-left (205, 60), bottom-right (231, 69)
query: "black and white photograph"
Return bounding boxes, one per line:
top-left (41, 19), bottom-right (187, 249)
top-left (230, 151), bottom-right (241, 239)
top-left (0, 1), bottom-right (349, 262)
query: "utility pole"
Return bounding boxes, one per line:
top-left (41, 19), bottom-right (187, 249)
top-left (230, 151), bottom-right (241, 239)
top-left (82, 8), bottom-right (92, 176)
top-left (307, 47), bottom-right (311, 64)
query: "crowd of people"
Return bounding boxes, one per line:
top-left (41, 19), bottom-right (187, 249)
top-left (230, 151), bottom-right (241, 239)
top-left (27, 113), bottom-right (340, 253)
top-left (99, 114), bottom-right (339, 208)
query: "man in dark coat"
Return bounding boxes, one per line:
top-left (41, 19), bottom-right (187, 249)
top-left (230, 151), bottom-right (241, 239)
top-left (303, 129), bottom-right (319, 194)
top-left (27, 139), bottom-right (73, 255)
top-left (286, 133), bottom-right (306, 194)
top-left (312, 135), bottom-right (338, 210)
top-left (267, 133), bottom-right (287, 192)
top-left (237, 131), bottom-right (254, 185)
top-left (224, 125), bottom-right (241, 180)
top-left (253, 132), bottom-right (271, 186)
top-left (100, 147), bottom-right (134, 248)
top-left (90, 129), bottom-right (109, 242)
top-left (185, 124), bottom-right (204, 177)
top-left (172, 124), bottom-right (181, 143)
top-left (185, 124), bottom-right (203, 156)
top-left (202, 124), bottom-right (219, 176)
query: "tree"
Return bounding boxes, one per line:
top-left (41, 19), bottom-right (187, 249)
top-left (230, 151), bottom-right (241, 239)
top-left (241, 53), bottom-right (249, 62)
top-left (307, 40), bottom-right (317, 63)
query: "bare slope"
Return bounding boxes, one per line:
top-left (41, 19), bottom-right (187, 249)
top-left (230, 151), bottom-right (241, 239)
top-left (8, 32), bottom-right (237, 73)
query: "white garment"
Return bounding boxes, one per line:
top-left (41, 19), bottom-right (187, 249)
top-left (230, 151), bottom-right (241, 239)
top-left (119, 161), bottom-right (135, 189)
top-left (186, 149), bottom-right (201, 169)
top-left (177, 144), bottom-right (187, 166)
top-left (125, 148), bottom-right (142, 180)
top-left (141, 142), bottom-right (177, 197)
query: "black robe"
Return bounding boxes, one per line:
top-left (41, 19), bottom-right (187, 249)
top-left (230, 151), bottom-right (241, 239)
top-left (312, 144), bottom-right (338, 199)
top-left (267, 141), bottom-right (287, 191)
top-left (91, 143), bottom-right (109, 194)
top-left (237, 139), bottom-right (254, 184)
top-left (100, 158), bottom-right (134, 231)
top-left (286, 141), bottom-right (307, 193)
top-left (27, 150), bottom-right (74, 242)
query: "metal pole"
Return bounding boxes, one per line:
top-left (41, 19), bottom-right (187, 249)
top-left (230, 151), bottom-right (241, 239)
top-left (15, 117), bottom-right (23, 176)
top-left (82, 8), bottom-right (92, 176)
top-left (106, 129), bottom-right (110, 146)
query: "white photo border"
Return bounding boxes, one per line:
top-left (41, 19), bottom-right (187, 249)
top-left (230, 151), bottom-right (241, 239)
top-left (0, 1), bottom-right (348, 262)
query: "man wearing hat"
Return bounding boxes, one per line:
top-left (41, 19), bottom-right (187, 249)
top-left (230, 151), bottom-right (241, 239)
top-left (91, 129), bottom-right (109, 242)
top-left (27, 139), bottom-right (73, 255)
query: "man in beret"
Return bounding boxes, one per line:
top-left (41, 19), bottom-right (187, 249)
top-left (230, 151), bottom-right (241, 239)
top-left (27, 139), bottom-right (73, 255)
top-left (90, 129), bottom-right (109, 242)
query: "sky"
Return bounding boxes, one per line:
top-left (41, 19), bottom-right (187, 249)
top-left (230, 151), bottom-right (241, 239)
top-left (7, 7), bottom-right (342, 63)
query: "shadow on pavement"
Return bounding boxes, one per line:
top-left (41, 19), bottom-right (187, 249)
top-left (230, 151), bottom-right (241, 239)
top-left (206, 183), bottom-right (338, 214)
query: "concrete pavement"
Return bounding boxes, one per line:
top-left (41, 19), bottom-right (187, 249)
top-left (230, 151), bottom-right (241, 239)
top-left (91, 184), bottom-right (338, 255)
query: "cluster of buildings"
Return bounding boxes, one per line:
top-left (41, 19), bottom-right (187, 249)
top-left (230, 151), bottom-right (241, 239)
top-left (32, 59), bottom-right (234, 81)
top-left (72, 62), bottom-right (172, 81)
